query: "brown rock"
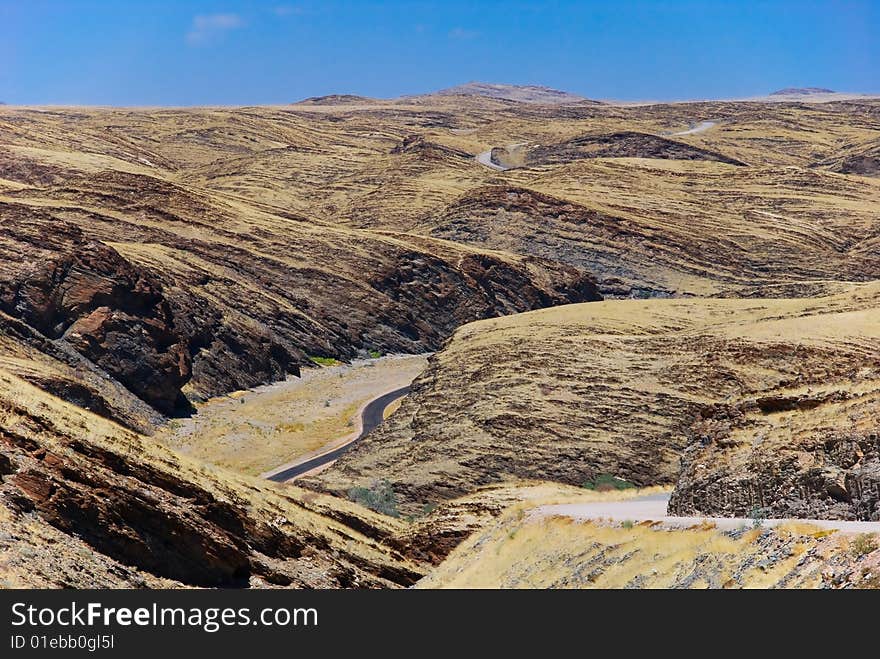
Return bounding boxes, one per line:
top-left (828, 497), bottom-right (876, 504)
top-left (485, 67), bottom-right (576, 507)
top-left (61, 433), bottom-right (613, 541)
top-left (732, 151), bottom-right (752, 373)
top-left (0, 210), bottom-right (191, 414)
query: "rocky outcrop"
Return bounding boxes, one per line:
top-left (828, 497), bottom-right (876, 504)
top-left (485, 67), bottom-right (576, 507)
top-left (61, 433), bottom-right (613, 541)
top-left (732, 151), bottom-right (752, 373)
top-left (390, 135), bottom-right (473, 161)
top-left (670, 423), bottom-right (880, 521)
top-left (0, 209), bottom-right (191, 414)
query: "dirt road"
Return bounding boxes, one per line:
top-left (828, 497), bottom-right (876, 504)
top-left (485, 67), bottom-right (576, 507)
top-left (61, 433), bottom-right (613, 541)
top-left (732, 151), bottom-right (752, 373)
top-left (536, 493), bottom-right (880, 533)
top-left (673, 120), bottom-right (716, 136)
top-left (475, 149), bottom-right (508, 170)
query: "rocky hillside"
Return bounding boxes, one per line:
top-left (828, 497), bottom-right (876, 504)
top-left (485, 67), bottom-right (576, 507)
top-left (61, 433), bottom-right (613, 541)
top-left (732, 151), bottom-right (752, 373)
top-left (2, 95), bottom-right (880, 586)
top-left (0, 350), bottom-right (428, 587)
top-left (307, 284), bottom-right (880, 520)
top-left (512, 131), bottom-right (746, 167)
top-left (419, 502), bottom-right (879, 589)
top-left (0, 116), bottom-right (600, 410)
top-left (423, 181), bottom-right (880, 299)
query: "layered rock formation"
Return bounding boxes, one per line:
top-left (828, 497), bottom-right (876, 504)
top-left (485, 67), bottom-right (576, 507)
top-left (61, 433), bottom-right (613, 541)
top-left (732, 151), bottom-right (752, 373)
top-left (0, 209), bottom-right (190, 414)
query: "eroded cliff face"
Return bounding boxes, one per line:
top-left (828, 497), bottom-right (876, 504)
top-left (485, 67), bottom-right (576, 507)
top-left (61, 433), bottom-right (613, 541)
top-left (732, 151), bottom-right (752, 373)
top-left (670, 413), bottom-right (880, 521)
top-left (0, 210), bottom-right (190, 414)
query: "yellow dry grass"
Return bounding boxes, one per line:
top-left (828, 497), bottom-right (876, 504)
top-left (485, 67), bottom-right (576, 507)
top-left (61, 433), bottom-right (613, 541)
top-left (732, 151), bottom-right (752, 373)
top-left (416, 493), bottom-right (855, 589)
top-left (157, 355), bottom-right (427, 476)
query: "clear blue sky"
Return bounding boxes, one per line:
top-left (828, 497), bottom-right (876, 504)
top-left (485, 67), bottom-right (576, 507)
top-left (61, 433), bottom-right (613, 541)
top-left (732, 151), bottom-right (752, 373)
top-left (1, 1), bottom-right (877, 105)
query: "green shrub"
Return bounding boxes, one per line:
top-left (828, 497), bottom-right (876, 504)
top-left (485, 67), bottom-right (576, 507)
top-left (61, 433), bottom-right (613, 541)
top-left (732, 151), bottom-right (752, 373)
top-left (308, 355), bottom-right (340, 366)
top-left (622, 520), bottom-right (634, 529)
top-left (348, 479), bottom-right (399, 518)
top-left (851, 533), bottom-right (878, 558)
top-left (582, 473), bottom-right (636, 491)
top-left (368, 349), bottom-right (381, 359)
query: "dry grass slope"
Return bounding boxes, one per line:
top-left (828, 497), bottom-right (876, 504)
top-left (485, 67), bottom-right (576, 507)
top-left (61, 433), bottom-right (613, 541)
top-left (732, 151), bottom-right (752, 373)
top-left (309, 284), bottom-right (880, 519)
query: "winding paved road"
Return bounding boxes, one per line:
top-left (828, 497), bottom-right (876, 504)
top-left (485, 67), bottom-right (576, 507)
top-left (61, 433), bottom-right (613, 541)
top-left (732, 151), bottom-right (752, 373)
top-left (535, 493), bottom-right (880, 534)
top-left (266, 386), bottom-right (410, 483)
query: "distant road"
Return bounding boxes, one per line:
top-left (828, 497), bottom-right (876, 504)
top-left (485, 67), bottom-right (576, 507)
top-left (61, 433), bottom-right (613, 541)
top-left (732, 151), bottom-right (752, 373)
top-left (673, 120), bottom-right (716, 136)
top-left (265, 386), bottom-right (410, 483)
top-left (476, 150), bottom-right (508, 171)
top-left (536, 493), bottom-right (880, 534)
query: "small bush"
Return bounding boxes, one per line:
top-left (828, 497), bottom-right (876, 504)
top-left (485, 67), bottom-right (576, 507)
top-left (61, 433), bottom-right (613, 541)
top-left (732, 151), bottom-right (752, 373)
top-left (749, 507), bottom-right (767, 529)
top-left (582, 474), bottom-right (636, 491)
top-left (308, 355), bottom-right (340, 367)
top-left (368, 349), bottom-right (381, 359)
top-left (348, 479), bottom-right (399, 518)
top-left (851, 533), bottom-right (878, 558)
top-left (622, 520), bottom-right (634, 529)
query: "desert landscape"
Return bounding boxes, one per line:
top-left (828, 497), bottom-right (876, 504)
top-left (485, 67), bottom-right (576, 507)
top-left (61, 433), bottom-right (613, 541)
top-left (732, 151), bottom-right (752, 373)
top-left (1, 82), bottom-right (879, 589)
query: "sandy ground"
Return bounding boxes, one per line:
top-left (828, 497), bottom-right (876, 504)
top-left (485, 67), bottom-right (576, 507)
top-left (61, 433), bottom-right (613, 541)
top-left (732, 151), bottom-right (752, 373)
top-left (157, 354), bottom-right (428, 476)
top-left (536, 494), bottom-right (880, 534)
top-left (262, 385), bottom-right (411, 481)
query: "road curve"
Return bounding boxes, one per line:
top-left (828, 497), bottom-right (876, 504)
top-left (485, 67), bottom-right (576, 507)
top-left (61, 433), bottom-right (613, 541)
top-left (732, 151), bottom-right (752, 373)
top-left (475, 149), bottom-right (508, 171)
top-left (673, 120), bottom-right (716, 136)
top-left (266, 386), bottom-right (410, 483)
top-left (535, 493), bottom-right (880, 534)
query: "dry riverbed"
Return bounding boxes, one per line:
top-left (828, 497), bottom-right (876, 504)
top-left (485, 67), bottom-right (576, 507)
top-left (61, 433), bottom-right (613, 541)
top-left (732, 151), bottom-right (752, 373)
top-left (158, 354), bottom-right (428, 476)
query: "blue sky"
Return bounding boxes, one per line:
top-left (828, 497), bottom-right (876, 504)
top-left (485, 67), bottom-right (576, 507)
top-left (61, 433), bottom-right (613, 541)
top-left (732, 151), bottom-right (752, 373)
top-left (1, 1), bottom-right (877, 105)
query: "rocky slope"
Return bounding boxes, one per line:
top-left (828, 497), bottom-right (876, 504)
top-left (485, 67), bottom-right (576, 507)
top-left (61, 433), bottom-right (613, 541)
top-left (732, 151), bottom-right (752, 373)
top-left (308, 284), bottom-right (880, 519)
top-left (514, 131), bottom-right (746, 167)
top-left (0, 353), bottom-right (426, 588)
top-left (0, 133), bottom-right (600, 410)
top-left (0, 208), bottom-right (190, 415)
top-left (419, 501), bottom-right (879, 589)
top-left (815, 138), bottom-right (880, 177)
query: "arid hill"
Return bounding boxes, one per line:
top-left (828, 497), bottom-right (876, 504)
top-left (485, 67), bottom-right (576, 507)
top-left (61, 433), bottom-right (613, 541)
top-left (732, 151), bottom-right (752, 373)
top-left (430, 82), bottom-right (591, 104)
top-left (308, 284), bottom-right (880, 520)
top-left (771, 87), bottom-right (835, 96)
top-left (1, 94), bottom-right (879, 586)
top-left (0, 350), bottom-right (428, 587)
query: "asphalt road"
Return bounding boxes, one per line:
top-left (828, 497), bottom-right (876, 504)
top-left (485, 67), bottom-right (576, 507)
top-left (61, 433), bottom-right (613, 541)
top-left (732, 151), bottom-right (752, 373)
top-left (266, 385), bottom-right (410, 482)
